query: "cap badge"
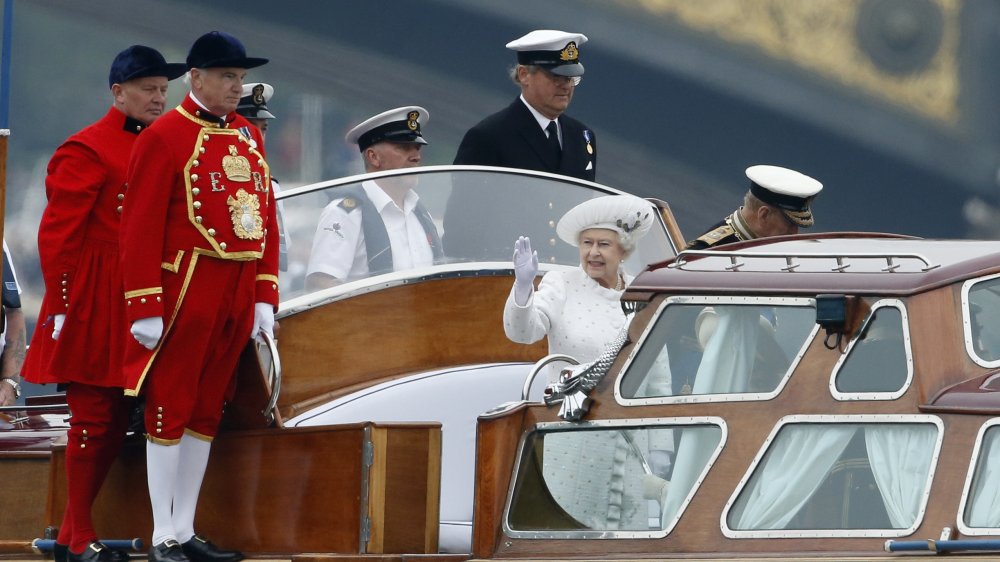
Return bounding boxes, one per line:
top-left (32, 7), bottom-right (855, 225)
top-left (222, 145), bottom-right (252, 182)
top-left (227, 188), bottom-right (264, 240)
top-left (251, 84), bottom-right (265, 106)
top-left (559, 42), bottom-right (579, 62)
top-left (406, 111), bottom-right (420, 131)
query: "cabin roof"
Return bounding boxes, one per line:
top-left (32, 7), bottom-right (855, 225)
top-left (631, 234), bottom-right (1000, 296)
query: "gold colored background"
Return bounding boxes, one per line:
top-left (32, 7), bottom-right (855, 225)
top-left (628, 0), bottom-right (960, 124)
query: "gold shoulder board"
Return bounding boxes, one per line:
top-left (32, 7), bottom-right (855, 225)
top-left (696, 224), bottom-right (735, 246)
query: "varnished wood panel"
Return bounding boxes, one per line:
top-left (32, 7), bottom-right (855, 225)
top-left (471, 407), bottom-right (529, 559)
top-left (907, 288), bottom-right (982, 405)
top-left (0, 455), bottom-right (52, 540)
top-left (275, 276), bottom-right (547, 419)
top-left (369, 426), bottom-right (441, 554)
top-left (49, 424), bottom-right (439, 556)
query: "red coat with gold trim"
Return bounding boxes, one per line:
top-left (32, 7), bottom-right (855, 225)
top-left (23, 107), bottom-right (145, 386)
top-left (119, 96), bottom-right (279, 392)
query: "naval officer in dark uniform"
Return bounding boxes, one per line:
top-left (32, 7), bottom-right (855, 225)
top-left (686, 165), bottom-right (823, 250)
top-left (443, 30), bottom-right (596, 263)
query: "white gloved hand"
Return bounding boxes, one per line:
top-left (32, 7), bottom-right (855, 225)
top-left (251, 302), bottom-right (275, 341)
top-left (130, 317), bottom-right (163, 350)
top-left (512, 236), bottom-right (538, 306)
top-left (51, 314), bottom-right (66, 341)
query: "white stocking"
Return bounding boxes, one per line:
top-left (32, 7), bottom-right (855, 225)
top-left (146, 440), bottom-right (181, 546)
top-left (171, 433), bottom-right (212, 543)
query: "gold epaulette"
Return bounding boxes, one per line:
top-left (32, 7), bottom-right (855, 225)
top-left (695, 224), bottom-right (735, 247)
top-left (337, 197), bottom-right (360, 212)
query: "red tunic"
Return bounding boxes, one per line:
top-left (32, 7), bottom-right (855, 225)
top-left (23, 107), bottom-right (143, 387)
top-left (120, 96), bottom-right (279, 436)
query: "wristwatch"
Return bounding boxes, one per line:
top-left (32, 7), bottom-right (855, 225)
top-left (1, 377), bottom-right (21, 399)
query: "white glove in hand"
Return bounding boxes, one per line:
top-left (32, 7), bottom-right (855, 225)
top-left (251, 302), bottom-right (275, 341)
top-left (512, 236), bottom-right (538, 306)
top-left (130, 317), bottom-right (163, 350)
top-left (51, 314), bottom-right (66, 341)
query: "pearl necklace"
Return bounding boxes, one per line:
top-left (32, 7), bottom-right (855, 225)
top-left (614, 274), bottom-right (624, 291)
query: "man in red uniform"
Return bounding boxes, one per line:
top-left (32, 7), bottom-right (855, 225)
top-left (22, 45), bottom-right (186, 562)
top-left (119, 31), bottom-right (277, 562)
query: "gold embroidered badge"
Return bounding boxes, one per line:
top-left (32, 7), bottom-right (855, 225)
top-left (559, 42), bottom-right (579, 62)
top-left (226, 188), bottom-right (264, 240)
top-left (406, 111), bottom-right (419, 131)
top-left (222, 145), bottom-right (252, 182)
top-left (252, 83), bottom-right (265, 106)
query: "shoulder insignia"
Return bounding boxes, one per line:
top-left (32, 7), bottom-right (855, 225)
top-left (338, 196), bottom-right (360, 212)
top-left (696, 224), bottom-right (735, 246)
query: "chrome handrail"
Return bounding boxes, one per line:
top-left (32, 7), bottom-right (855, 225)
top-left (671, 249), bottom-right (940, 273)
top-left (258, 332), bottom-right (283, 425)
top-left (522, 354), bottom-right (579, 401)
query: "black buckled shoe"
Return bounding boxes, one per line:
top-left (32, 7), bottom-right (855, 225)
top-left (67, 542), bottom-right (127, 562)
top-left (148, 540), bottom-right (189, 562)
top-left (54, 543), bottom-right (68, 562)
top-left (180, 536), bottom-right (243, 562)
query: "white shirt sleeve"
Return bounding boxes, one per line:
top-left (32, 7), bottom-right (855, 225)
top-left (306, 201), bottom-right (364, 282)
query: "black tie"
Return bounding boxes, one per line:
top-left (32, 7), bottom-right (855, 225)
top-left (545, 121), bottom-right (561, 159)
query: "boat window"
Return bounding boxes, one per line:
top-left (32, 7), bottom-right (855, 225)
top-left (724, 417), bottom-right (941, 537)
top-left (832, 302), bottom-right (912, 397)
top-left (505, 420), bottom-right (724, 538)
top-left (960, 423), bottom-right (1000, 531)
top-left (618, 300), bottom-right (815, 402)
top-left (964, 275), bottom-right (1000, 366)
top-left (273, 168), bottom-right (678, 302)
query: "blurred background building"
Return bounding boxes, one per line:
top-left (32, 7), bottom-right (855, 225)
top-left (5, 0), bottom-right (1000, 328)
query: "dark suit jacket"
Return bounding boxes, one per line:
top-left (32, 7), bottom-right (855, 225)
top-left (443, 98), bottom-right (597, 260)
top-left (453, 98), bottom-right (597, 180)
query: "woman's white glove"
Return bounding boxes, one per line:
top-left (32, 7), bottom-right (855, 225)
top-left (51, 314), bottom-right (66, 341)
top-left (513, 236), bottom-right (538, 306)
top-left (131, 317), bottom-right (163, 350)
top-left (251, 302), bottom-right (275, 341)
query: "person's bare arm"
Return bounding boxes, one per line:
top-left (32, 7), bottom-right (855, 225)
top-left (0, 308), bottom-right (25, 406)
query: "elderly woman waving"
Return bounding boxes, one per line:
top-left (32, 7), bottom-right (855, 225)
top-left (503, 195), bottom-right (654, 382)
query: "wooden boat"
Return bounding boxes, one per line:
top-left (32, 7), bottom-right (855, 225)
top-left (0, 166), bottom-right (684, 558)
top-left (10, 165), bottom-right (1000, 560)
top-left (472, 234), bottom-right (1000, 559)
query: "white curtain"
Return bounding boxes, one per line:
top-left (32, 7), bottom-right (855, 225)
top-left (637, 345), bottom-right (673, 397)
top-left (733, 425), bottom-right (855, 529)
top-left (693, 307), bottom-right (759, 394)
top-left (966, 428), bottom-right (1000, 527)
top-left (865, 424), bottom-right (937, 528)
top-left (660, 308), bottom-right (760, 522)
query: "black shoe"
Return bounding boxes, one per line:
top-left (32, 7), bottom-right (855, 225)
top-left (67, 542), bottom-right (124, 562)
top-left (148, 540), bottom-right (189, 562)
top-left (54, 543), bottom-right (68, 562)
top-left (180, 536), bottom-right (243, 562)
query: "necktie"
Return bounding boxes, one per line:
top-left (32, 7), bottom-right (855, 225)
top-left (545, 120), bottom-right (561, 159)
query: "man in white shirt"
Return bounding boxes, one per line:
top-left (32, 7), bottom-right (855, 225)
top-left (306, 106), bottom-right (442, 289)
